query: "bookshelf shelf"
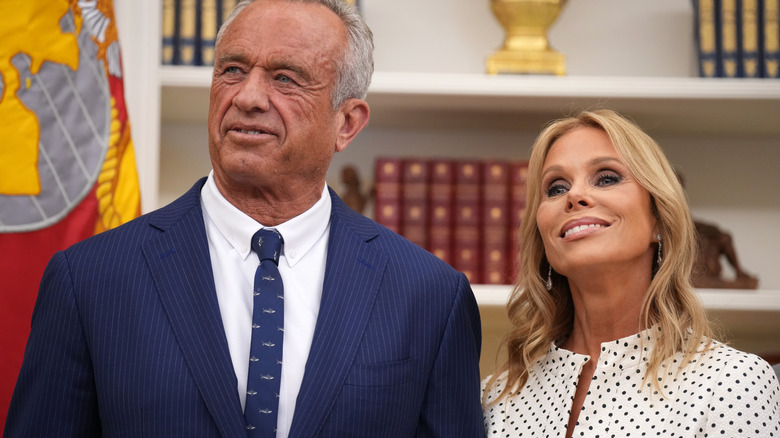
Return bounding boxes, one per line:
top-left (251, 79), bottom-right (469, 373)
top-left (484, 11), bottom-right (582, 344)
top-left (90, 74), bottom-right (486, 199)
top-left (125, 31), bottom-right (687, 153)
top-left (161, 67), bottom-right (780, 135)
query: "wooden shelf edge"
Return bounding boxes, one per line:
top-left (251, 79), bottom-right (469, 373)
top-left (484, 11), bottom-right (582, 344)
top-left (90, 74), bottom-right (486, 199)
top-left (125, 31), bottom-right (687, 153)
top-left (474, 285), bottom-right (780, 312)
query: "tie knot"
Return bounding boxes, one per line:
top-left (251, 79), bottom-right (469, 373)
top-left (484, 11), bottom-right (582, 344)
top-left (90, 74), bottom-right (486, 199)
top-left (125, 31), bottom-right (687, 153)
top-left (251, 228), bottom-right (283, 265)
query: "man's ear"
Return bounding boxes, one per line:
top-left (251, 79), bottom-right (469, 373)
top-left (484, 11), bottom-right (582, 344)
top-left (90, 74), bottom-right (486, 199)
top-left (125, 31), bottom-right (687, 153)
top-left (335, 99), bottom-right (370, 153)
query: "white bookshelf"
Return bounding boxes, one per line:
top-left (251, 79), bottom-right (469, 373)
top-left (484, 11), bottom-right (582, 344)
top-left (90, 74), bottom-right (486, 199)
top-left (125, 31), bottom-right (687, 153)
top-left (115, 0), bottom-right (780, 367)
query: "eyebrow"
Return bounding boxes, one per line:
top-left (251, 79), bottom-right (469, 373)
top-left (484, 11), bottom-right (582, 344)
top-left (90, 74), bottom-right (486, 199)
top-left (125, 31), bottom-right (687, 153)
top-left (214, 52), bottom-right (247, 67)
top-left (541, 156), bottom-right (623, 179)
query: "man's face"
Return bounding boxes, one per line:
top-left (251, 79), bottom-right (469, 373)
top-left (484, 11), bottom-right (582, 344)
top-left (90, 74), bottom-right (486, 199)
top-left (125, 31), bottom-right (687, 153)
top-left (207, 0), bottom-right (348, 200)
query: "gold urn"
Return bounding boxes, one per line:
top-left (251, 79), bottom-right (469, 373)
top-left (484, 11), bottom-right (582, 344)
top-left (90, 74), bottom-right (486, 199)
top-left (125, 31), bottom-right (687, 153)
top-left (486, 0), bottom-right (567, 75)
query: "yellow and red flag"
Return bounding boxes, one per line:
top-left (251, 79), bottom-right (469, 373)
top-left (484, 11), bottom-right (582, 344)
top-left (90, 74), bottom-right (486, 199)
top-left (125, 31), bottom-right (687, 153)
top-left (0, 0), bottom-right (140, 424)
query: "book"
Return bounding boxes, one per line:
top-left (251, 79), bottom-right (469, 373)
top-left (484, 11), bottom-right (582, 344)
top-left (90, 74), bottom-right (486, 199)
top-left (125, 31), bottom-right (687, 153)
top-left (740, 0), bottom-right (762, 77)
top-left (162, 0), bottom-right (176, 64)
top-left (201, 0), bottom-right (218, 65)
top-left (481, 161), bottom-right (510, 285)
top-left (452, 161), bottom-right (482, 285)
top-left (508, 161), bottom-right (529, 284)
top-left (720, 0), bottom-right (742, 77)
top-left (427, 160), bottom-right (455, 265)
top-left (178, 0), bottom-right (197, 65)
top-left (373, 157), bottom-right (403, 234)
top-left (400, 159), bottom-right (429, 249)
top-left (693, 0), bottom-right (721, 77)
top-left (764, 0), bottom-right (780, 77)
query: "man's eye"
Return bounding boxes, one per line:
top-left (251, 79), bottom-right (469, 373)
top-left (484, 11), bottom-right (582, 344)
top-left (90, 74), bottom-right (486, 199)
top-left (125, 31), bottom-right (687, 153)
top-left (276, 74), bottom-right (292, 83)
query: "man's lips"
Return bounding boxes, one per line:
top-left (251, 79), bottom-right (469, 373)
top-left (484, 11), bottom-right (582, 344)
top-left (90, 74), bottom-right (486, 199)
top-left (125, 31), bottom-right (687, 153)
top-left (229, 126), bottom-right (274, 136)
top-left (560, 217), bottom-right (610, 238)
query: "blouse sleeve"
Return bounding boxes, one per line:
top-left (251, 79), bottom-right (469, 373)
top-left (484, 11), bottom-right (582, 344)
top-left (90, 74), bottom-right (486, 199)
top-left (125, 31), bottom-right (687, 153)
top-left (706, 351), bottom-right (780, 436)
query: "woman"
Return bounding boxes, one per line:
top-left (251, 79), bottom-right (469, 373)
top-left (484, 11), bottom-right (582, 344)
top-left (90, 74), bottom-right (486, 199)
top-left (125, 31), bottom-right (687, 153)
top-left (482, 109), bottom-right (779, 437)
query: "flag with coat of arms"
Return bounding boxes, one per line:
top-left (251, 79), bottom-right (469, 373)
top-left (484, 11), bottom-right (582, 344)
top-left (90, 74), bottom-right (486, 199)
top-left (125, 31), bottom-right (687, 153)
top-left (0, 0), bottom-right (141, 425)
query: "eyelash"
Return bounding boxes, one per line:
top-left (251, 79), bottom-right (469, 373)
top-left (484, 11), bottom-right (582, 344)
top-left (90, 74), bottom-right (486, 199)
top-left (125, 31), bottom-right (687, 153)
top-left (544, 171), bottom-right (623, 198)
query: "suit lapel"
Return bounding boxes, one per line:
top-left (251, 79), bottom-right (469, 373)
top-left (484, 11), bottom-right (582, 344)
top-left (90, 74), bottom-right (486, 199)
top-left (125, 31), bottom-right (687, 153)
top-left (289, 192), bottom-right (387, 437)
top-left (142, 182), bottom-right (245, 437)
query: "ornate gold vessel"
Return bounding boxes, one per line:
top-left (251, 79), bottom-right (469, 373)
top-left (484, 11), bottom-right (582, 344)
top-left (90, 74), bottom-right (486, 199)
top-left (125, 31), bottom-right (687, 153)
top-left (486, 0), bottom-right (567, 75)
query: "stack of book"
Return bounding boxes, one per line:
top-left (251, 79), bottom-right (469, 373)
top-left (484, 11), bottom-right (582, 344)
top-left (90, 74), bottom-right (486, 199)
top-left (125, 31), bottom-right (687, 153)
top-left (693, 0), bottom-right (779, 78)
top-left (373, 157), bottom-right (529, 285)
top-left (162, 0), bottom-right (237, 66)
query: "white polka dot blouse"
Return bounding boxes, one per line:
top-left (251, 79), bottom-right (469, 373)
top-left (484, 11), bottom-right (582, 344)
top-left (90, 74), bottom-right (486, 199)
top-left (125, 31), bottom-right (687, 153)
top-left (482, 328), bottom-right (780, 437)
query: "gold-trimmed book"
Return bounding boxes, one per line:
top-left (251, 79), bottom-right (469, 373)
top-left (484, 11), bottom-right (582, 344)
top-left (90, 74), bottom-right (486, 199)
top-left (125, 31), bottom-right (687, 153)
top-left (692, 0), bottom-right (720, 77)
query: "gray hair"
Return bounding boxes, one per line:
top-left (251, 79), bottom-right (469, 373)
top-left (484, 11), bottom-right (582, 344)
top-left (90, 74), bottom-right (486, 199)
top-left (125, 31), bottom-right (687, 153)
top-left (215, 0), bottom-right (374, 110)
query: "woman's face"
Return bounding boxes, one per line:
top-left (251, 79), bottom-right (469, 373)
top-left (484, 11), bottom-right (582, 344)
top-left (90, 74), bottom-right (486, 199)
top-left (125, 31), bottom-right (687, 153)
top-left (536, 126), bottom-right (657, 278)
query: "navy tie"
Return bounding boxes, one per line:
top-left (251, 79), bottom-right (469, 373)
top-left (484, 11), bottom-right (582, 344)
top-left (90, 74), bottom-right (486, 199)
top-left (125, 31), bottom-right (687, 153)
top-left (245, 228), bottom-right (284, 437)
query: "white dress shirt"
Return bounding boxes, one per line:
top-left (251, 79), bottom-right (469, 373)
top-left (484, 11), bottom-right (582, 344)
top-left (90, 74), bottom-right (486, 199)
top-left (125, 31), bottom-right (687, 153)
top-left (201, 172), bottom-right (331, 437)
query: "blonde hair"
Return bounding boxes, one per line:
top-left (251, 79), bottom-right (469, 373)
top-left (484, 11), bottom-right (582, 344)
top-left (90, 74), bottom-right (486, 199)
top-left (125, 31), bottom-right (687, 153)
top-left (484, 109), bottom-right (713, 404)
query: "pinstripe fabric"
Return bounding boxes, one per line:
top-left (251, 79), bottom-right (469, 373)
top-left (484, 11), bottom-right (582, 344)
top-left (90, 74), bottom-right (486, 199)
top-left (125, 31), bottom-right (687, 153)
top-left (6, 178), bottom-right (484, 437)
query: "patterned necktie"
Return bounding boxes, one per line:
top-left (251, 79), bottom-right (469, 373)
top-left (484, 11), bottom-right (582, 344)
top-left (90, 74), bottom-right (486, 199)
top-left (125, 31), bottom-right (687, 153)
top-left (245, 228), bottom-right (284, 437)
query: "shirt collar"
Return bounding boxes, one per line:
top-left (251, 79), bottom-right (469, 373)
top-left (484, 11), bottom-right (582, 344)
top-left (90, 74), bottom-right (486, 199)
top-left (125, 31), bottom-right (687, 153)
top-left (201, 171), bottom-right (332, 268)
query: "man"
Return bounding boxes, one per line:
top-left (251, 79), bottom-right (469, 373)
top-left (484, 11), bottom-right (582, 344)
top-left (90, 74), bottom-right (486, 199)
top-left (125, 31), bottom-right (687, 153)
top-left (4, 0), bottom-right (484, 436)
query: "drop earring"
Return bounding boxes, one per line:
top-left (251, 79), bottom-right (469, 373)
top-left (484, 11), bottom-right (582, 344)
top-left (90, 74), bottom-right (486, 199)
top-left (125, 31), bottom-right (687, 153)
top-left (657, 233), bottom-right (663, 265)
top-left (546, 265), bottom-right (553, 291)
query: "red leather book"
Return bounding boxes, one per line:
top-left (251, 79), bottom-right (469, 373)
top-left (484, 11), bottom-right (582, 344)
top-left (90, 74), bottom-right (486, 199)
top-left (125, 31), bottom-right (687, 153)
top-left (452, 160), bottom-right (482, 285)
top-left (427, 159), bottom-right (455, 264)
top-left (401, 159), bottom-right (429, 249)
top-left (373, 157), bottom-right (403, 233)
top-left (508, 160), bottom-right (529, 284)
top-left (482, 160), bottom-right (511, 284)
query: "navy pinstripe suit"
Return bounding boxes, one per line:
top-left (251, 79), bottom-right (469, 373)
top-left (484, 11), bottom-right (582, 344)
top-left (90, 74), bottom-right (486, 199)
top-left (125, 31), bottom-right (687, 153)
top-left (5, 178), bottom-right (484, 437)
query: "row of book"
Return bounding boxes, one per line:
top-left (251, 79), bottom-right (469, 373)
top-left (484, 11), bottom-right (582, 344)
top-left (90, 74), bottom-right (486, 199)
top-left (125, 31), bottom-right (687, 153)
top-left (693, 0), bottom-right (779, 78)
top-left (161, 0), bottom-right (359, 66)
top-left (162, 0), bottom-right (237, 66)
top-left (373, 157), bottom-right (529, 286)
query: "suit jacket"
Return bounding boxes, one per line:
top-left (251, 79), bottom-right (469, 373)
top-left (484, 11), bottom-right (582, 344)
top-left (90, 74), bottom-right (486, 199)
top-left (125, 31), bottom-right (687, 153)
top-left (5, 178), bottom-right (484, 437)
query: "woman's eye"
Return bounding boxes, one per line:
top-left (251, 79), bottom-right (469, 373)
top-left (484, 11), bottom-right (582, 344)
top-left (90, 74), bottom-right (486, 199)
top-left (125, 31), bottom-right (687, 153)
top-left (545, 183), bottom-right (568, 198)
top-left (595, 172), bottom-right (622, 187)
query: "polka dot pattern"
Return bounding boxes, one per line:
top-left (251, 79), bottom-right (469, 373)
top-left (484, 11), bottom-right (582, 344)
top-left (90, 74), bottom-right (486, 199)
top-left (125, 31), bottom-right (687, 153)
top-left (482, 328), bottom-right (780, 437)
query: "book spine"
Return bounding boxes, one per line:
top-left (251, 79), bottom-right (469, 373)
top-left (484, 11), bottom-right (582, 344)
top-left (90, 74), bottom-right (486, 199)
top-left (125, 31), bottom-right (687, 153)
top-left (215, 0), bottom-right (224, 30)
top-left (427, 160), bottom-right (454, 265)
top-left (693, 0), bottom-right (721, 77)
top-left (373, 157), bottom-right (403, 234)
top-left (481, 161), bottom-right (510, 285)
top-left (452, 161), bottom-right (482, 285)
top-left (201, 0), bottom-right (218, 65)
top-left (508, 161), bottom-right (529, 285)
top-left (721, 0), bottom-right (742, 77)
top-left (172, 0), bottom-right (183, 65)
top-left (764, 0), bottom-right (780, 77)
top-left (194, 0), bottom-right (204, 65)
top-left (162, 0), bottom-right (176, 65)
top-left (401, 159), bottom-right (429, 250)
top-left (179, 0), bottom-right (197, 65)
top-left (740, 0), bottom-right (762, 77)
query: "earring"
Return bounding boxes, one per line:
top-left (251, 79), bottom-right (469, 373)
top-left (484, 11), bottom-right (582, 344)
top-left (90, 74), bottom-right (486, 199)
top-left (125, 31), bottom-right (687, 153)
top-left (546, 265), bottom-right (553, 291)
top-left (656, 233), bottom-right (663, 265)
